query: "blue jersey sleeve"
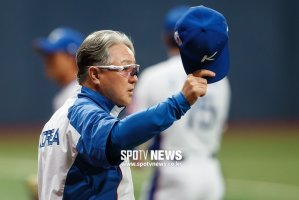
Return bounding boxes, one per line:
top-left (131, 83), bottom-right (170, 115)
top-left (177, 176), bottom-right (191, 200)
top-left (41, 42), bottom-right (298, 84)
top-left (68, 101), bottom-right (118, 168)
top-left (107, 92), bottom-right (190, 164)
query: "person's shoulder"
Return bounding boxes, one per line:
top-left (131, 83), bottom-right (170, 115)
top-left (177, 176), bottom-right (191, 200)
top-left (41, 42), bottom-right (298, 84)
top-left (206, 77), bottom-right (231, 99)
top-left (141, 56), bottom-right (183, 79)
top-left (53, 80), bottom-right (79, 110)
top-left (70, 97), bottom-right (101, 115)
top-left (67, 97), bottom-right (110, 129)
top-left (141, 60), bottom-right (168, 78)
top-left (46, 95), bottom-right (78, 125)
top-left (209, 77), bottom-right (230, 89)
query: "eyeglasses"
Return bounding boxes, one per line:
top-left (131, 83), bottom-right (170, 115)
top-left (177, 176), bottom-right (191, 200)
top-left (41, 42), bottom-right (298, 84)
top-left (90, 64), bottom-right (140, 78)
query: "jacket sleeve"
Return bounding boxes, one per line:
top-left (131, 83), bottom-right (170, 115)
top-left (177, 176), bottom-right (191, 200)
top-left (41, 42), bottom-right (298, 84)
top-left (68, 103), bottom-right (118, 168)
top-left (106, 92), bottom-right (190, 165)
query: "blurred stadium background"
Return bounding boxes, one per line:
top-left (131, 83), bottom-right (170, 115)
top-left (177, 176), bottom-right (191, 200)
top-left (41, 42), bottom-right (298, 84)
top-left (0, 0), bottom-right (298, 199)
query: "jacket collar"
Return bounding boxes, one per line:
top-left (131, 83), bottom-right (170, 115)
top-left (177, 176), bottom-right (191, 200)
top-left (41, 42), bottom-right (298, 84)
top-left (79, 86), bottom-right (124, 116)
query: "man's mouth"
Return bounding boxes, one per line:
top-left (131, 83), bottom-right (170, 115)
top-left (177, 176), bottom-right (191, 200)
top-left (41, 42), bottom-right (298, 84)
top-left (128, 88), bottom-right (134, 93)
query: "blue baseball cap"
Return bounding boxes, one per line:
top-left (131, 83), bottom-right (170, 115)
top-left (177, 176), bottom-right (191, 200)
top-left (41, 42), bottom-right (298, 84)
top-left (164, 5), bottom-right (189, 34)
top-left (34, 27), bottom-right (84, 56)
top-left (174, 6), bottom-right (230, 84)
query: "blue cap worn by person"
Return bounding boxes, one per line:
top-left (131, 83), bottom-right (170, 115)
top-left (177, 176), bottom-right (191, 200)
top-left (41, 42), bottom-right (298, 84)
top-left (164, 5), bottom-right (189, 34)
top-left (34, 27), bottom-right (84, 56)
top-left (174, 6), bottom-right (230, 84)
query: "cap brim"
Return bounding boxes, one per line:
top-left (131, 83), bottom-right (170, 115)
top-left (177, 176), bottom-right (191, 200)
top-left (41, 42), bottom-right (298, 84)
top-left (180, 43), bottom-right (230, 84)
top-left (33, 38), bottom-right (63, 54)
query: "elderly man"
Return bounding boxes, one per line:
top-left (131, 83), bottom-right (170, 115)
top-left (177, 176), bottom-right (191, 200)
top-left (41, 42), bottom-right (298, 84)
top-left (38, 30), bottom-right (214, 200)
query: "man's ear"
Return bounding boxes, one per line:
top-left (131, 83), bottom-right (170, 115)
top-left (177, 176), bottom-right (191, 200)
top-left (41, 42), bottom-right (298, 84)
top-left (88, 67), bottom-right (101, 85)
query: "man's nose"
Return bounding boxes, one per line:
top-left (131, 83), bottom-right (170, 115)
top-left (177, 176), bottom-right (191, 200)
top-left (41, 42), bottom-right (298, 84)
top-left (128, 75), bottom-right (138, 83)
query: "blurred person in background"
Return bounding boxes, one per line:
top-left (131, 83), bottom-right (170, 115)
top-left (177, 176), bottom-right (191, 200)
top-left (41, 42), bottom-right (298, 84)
top-left (34, 27), bottom-right (84, 111)
top-left (131, 6), bottom-right (231, 200)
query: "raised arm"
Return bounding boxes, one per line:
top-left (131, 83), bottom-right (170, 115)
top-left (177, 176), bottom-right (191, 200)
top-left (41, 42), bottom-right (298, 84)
top-left (106, 70), bottom-right (215, 164)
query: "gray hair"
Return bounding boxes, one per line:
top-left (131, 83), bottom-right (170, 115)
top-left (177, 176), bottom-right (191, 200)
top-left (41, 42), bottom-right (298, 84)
top-left (76, 30), bottom-right (135, 84)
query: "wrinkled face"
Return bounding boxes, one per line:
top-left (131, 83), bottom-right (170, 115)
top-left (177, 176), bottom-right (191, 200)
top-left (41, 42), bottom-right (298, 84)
top-left (43, 52), bottom-right (76, 84)
top-left (98, 44), bottom-right (138, 106)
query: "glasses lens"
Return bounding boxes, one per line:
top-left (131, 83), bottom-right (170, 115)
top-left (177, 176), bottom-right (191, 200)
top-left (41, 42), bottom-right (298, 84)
top-left (119, 65), bottom-right (139, 77)
top-left (113, 65), bottom-right (139, 78)
top-left (131, 65), bottom-right (139, 76)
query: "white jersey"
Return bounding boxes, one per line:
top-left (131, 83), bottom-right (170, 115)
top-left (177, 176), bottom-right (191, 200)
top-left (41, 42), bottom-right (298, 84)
top-left (53, 80), bottom-right (78, 111)
top-left (133, 55), bottom-right (231, 157)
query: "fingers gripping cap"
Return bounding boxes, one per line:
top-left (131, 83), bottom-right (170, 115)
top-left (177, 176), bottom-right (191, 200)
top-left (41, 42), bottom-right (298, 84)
top-left (174, 6), bottom-right (230, 84)
top-left (34, 27), bottom-right (84, 56)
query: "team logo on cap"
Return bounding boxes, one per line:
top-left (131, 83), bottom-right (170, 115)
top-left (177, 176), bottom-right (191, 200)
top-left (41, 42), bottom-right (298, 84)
top-left (174, 31), bottom-right (182, 46)
top-left (201, 51), bottom-right (218, 63)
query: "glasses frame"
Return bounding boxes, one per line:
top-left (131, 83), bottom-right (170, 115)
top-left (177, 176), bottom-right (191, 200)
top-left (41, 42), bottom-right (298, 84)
top-left (90, 64), bottom-right (140, 78)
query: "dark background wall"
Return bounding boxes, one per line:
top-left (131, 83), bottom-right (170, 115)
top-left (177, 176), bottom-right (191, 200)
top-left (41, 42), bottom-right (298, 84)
top-left (0, 0), bottom-right (298, 124)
